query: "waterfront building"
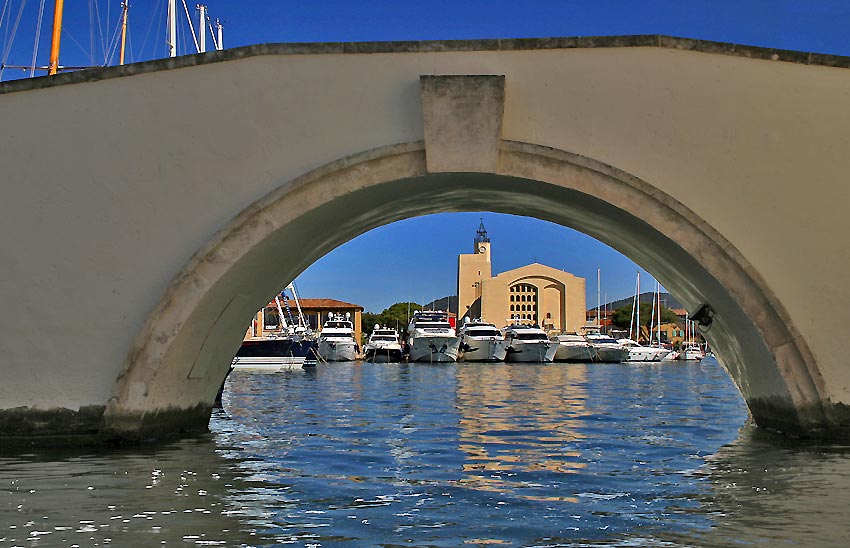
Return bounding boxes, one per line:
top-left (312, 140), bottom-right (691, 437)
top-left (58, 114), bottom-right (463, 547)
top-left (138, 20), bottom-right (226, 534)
top-left (457, 221), bottom-right (586, 332)
top-left (247, 297), bottom-right (364, 344)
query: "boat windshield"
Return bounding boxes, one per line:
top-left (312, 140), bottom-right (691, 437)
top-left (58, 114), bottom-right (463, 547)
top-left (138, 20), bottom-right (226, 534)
top-left (371, 336), bottom-right (397, 342)
top-left (415, 322), bottom-right (450, 329)
top-left (511, 332), bottom-right (546, 340)
top-left (320, 332), bottom-right (351, 339)
top-left (467, 329), bottom-right (501, 337)
top-left (324, 321), bottom-right (352, 328)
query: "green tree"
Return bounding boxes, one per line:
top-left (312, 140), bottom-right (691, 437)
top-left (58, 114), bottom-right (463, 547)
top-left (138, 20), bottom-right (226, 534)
top-left (361, 302), bottom-right (423, 338)
top-left (611, 303), bottom-right (678, 329)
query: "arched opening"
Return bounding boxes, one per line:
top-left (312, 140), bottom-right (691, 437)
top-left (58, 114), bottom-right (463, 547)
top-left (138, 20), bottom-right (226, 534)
top-left (105, 141), bottom-right (829, 440)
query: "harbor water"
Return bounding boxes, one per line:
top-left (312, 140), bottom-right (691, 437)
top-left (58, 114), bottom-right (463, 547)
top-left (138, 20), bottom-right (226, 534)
top-left (3, 359), bottom-right (850, 546)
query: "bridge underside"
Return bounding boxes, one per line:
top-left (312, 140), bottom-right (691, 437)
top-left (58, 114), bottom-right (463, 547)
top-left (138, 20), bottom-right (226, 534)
top-left (1, 38), bottom-right (849, 445)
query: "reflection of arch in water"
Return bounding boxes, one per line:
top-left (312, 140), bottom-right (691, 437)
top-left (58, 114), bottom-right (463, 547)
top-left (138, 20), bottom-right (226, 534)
top-left (691, 426), bottom-right (850, 545)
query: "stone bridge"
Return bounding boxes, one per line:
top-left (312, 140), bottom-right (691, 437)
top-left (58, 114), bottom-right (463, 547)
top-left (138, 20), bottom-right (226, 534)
top-left (1, 35), bottom-right (849, 444)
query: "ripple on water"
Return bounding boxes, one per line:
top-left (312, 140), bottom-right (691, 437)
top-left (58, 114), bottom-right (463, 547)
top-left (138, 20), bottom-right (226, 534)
top-left (5, 359), bottom-right (850, 546)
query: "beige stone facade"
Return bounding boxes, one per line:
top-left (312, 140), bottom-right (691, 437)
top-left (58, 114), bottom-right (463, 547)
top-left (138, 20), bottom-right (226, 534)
top-left (457, 223), bottom-right (586, 332)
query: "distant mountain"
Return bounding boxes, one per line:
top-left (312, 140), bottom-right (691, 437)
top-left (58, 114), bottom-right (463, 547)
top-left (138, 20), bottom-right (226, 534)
top-left (591, 292), bottom-right (683, 312)
top-left (424, 295), bottom-right (458, 315)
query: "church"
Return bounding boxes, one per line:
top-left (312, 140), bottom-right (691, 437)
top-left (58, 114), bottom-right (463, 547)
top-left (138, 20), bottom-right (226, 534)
top-left (457, 221), bottom-right (586, 332)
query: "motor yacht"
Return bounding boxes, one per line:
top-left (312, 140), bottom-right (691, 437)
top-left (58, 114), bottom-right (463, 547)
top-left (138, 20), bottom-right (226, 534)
top-left (550, 332), bottom-right (595, 362)
top-left (457, 318), bottom-right (508, 362)
top-left (406, 310), bottom-right (462, 362)
top-left (363, 325), bottom-right (404, 362)
top-left (616, 338), bottom-right (671, 362)
top-left (678, 344), bottom-right (705, 361)
top-left (503, 323), bottom-right (558, 362)
top-left (317, 312), bottom-right (359, 362)
top-left (584, 331), bottom-right (628, 363)
top-left (233, 292), bottom-right (318, 369)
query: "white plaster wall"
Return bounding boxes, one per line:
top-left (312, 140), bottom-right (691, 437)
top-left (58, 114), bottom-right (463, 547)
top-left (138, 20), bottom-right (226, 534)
top-left (1, 45), bottom-right (848, 410)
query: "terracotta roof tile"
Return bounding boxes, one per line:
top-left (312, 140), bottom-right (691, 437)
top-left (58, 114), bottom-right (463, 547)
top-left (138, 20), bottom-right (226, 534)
top-left (265, 297), bottom-right (363, 311)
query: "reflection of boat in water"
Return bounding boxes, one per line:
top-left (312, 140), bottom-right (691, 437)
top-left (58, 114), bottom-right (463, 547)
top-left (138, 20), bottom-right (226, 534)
top-left (406, 310), bottom-right (462, 362)
top-left (317, 312), bottom-right (358, 362)
top-left (503, 323), bottom-right (557, 363)
top-left (458, 318), bottom-right (508, 362)
top-left (363, 326), bottom-right (404, 362)
top-left (232, 287), bottom-right (318, 369)
top-left (550, 332), bottom-right (594, 362)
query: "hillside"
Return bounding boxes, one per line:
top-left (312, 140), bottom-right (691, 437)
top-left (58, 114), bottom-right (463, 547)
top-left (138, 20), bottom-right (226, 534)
top-left (592, 292), bottom-right (683, 312)
top-left (424, 295), bottom-right (458, 314)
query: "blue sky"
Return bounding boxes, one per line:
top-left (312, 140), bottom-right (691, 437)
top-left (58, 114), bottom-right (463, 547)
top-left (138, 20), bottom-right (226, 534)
top-left (3, 1), bottom-right (848, 311)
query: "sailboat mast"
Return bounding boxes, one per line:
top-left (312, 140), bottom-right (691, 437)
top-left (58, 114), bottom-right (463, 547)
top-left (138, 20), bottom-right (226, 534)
top-left (215, 18), bottom-right (223, 50)
top-left (596, 268), bottom-right (600, 328)
top-left (628, 272), bottom-right (637, 341)
top-left (168, 0), bottom-right (177, 57)
top-left (635, 272), bottom-right (640, 342)
top-left (119, 1), bottom-right (129, 66)
top-left (197, 4), bottom-right (206, 53)
top-left (47, 0), bottom-right (64, 75)
top-left (657, 283), bottom-right (662, 345)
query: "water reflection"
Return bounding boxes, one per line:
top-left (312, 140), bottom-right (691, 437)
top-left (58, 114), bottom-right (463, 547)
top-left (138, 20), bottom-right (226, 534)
top-left (7, 360), bottom-right (850, 546)
top-left (0, 436), bottom-right (273, 546)
top-left (455, 364), bottom-right (588, 497)
top-left (681, 425), bottom-right (850, 547)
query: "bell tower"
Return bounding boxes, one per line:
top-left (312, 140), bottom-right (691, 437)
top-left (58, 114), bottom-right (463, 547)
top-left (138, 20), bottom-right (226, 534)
top-left (474, 218), bottom-right (491, 261)
top-left (458, 219), bottom-right (493, 321)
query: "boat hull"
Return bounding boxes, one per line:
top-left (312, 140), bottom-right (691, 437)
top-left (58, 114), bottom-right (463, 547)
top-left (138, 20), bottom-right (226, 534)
top-left (592, 346), bottom-right (629, 363)
top-left (553, 344), bottom-right (594, 362)
top-left (506, 341), bottom-right (558, 363)
top-left (624, 347), bottom-right (670, 362)
top-left (408, 335), bottom-right (461, 362)
top-left (233, 338), bottom-right (318, 368)
top-left (364, 344), bottom-right (404, 362)
top-left (317, 340), bottom-right (358, 362)
top-left (459, 338), bottom-right (508, 362)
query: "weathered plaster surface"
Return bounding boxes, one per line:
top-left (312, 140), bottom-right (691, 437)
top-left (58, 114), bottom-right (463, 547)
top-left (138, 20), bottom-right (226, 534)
top-left (2, 38), bottom-right (850, 443)
top-left (420, 75), bottom-right (505, 172)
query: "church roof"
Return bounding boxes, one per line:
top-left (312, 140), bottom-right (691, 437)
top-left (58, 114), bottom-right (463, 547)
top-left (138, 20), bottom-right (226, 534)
top-left (493, 262), bottom-right (582, 281)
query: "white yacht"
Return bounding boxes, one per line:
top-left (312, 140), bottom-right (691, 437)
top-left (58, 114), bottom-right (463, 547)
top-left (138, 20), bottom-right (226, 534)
top-left (363, 325), bottom-right (404, 362)
top-left (503, 323), bottom-right (558, 362)
top-left (457, 318), bottom-right (508, 362)
top-left (406, 310), bottom-right (462, 362)
top-left (616, 338), bottom-right (671, 362)
top-left (316, 312), bottom-right (358, 362)
top-left (550, 332), bottom-right (594, 362)
top-left (584, 331), bottom-right (628, 363)
top-left (678, 344), bottom-right (705, 361)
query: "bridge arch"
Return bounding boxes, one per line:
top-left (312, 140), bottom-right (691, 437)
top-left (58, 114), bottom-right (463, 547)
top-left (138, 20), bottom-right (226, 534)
top-left (105, 138), bottom-right (830, 440)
